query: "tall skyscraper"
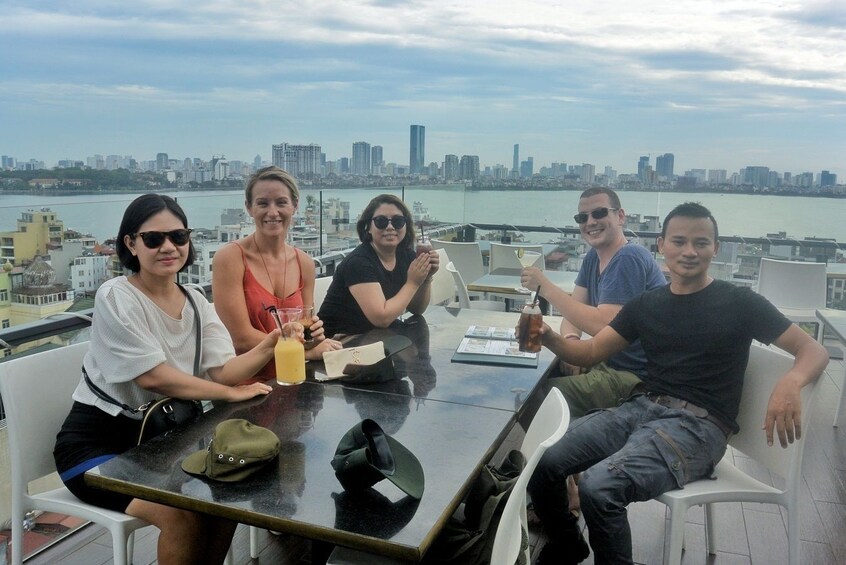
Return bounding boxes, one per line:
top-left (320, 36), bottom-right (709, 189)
top-left (637, 156), bottom-right (649, 181)
top-left (655, 153), bottom-right (674, 179)
top-left (409, 125), bottom-right (425, 174)
top-left (371, 145), bottom-right (383, 174)
top-left (459, 155), bottom-right (480, 180)
top-left (444, 154), bottom-right (459, 181)
top-left (156, 153), bottom-right (169, 171)
top-left (352, 142), bottom-right (371, 176)
top-left (821, 170), bottom-right (837, 187)
top-left (512, 144), bottom-right (519, 175)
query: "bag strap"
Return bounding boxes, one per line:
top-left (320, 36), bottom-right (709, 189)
top-left (83, 283), bottom-right (202, 413)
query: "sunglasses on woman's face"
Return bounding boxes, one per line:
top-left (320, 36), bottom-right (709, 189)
top-left (371, 215), bottom-right (408, 230)
top-left (573, 207), bottom-right (619, 224)
top-left (133, 229), bottom-right (193, 248)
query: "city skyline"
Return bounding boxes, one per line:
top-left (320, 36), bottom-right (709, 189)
top-left (1, 1), bottom-right (844, 177)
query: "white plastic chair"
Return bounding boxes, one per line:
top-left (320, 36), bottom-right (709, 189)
top-left (0, 342), bottom-right (148, 565)
top-left (756, 258), bottom-right (827, 340)
top-left (488, 243), bottom-right (545, 273)
top-left (428, 248), bottom-right (456, 306)
top-left (314, 275), bottom-right (332, 312)
top-left (328, 389), bottom-right (570, 565)
top-left (490, 388), bottom-right (570, 565)
top-left (655, 343), bottom-right (822, 565)
top-left (431, 240), bottom-right (486, 287)
top-left (446, 262), bottom-right (506, 311)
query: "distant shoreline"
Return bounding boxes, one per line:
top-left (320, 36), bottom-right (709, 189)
top-left (0, 185), bottom-right (842, 198)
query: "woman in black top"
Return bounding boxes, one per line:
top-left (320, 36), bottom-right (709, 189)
top-left (319, 194), bottom-right (439, 336)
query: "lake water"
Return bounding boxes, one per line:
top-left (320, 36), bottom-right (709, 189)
top-left (0, 188), bottom-right (843, 245)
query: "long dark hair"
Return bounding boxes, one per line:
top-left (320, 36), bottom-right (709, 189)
top-left (116, 193), bottom-right (196, 273)
top-left (355, 194), bottom-right (416, 248)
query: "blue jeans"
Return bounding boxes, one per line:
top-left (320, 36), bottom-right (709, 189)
top-left (527, 395), bottom-right (728, 564)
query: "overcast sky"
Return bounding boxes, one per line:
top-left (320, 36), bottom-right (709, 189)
top-left (1, 1), bottom-right (844, 177)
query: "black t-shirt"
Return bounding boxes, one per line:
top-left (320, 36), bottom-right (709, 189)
top-left (610, 280), bottom-right (791, 432)
top-left (319, 242), bottom-right (415, 336)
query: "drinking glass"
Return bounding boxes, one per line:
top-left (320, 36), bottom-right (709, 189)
top-left (273, 307), bottom-right (306, 386)
top-left (416, 236), bottom-right (433, 257)
top-left (515, 248), bottom-right (542, 268)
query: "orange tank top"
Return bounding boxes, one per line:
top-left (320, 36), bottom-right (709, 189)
top-left (237, 242), bottom-right (305, 381)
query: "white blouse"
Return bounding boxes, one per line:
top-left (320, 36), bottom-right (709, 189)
top-left (72, 276), bottom-right (236, 417)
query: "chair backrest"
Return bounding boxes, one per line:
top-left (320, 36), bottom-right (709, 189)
top-left (428, 248), bottom-right (455, 306)
top-left (489, 243), bottom-right (545, 273)
top-left (730, 343), bottom-right (821, 485)
top-left (446, 261), bottom-right (472, 309)
top-left (756, 258), bottom-right (827, 311)
top-left (491, 388), bottom-right (570, 565)
top-left (313, 276), bottom-right (332, 311)
top-left (432, 240), bottom-right (485, 284)
top-left (0, 342), bottom-right (89, 490)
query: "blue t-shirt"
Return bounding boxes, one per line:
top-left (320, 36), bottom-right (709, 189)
top-left (574, 243), bottom-right (667, 376)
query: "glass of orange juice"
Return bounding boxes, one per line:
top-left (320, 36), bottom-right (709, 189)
top-left (272, 307), bottom-right (306, 386)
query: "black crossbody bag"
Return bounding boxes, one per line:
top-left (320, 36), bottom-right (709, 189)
top-left (84, 285), bottom-right (204, 445)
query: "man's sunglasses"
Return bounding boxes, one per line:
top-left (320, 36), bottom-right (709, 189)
top-left (371, 215), bottom-right (408, 230)
top-left (133, 229), bottom-right (193, 248)
top-left (573, 207), bottom-right (619, 224)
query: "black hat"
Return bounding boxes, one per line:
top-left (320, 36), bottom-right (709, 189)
top-left (331, 419), bottom-right (424, 499)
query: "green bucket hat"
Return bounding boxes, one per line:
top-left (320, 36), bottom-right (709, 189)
top-left (182, 419), bottom-right (280, 482)
top-left (331, 419), bottom-right (424, 499)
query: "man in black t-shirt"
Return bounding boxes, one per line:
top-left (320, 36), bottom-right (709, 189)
top-left (526, 203), bottom-right (829, 565)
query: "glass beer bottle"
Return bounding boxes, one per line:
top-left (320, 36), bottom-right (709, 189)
top-left (518, 300), bottom-right (543, 353)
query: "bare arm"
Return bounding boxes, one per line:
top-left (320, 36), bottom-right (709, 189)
top-left (211, 244), bottom-right (268, 352)
top-left (539, 323), bottom-right (631, 367)
top-left (764, 324), bottom-right (829, 447)
top-left (523, 268), bottom-right (622, 335)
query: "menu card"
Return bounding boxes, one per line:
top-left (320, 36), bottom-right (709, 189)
top-left (451, 327), bottom-right (539, 368)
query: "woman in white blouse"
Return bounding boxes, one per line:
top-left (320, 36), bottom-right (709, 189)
top-left (54, 194), bottom-right (278, 564)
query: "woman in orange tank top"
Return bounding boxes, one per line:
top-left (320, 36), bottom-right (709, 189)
top-left (212, 167), bottom-right (343, 380)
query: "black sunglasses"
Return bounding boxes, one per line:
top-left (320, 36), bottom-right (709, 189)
top-left (371, 215), bottom-right (408, 230)
top-left (573, 207), bottom-right (619, 224)
top-left (133, 229), bottom-right (193, 248)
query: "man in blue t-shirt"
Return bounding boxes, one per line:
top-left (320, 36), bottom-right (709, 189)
top-left (522, 187), bottom-right (667, 418)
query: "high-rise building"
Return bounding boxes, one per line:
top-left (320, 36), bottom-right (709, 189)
top-left (580, 163), bottom-right (596, 184)
top-left (253, 155), bottom-right (262, 171)
top-left (444, 154), bottom-right (459, 181)
top-left (271, 143), bottom-right (322, 179)
top-left (708, 169), bottom-right (727, 184)
top-left (743, 166), bottom-right (770, 187)
top-left (520, 157), bottom-right (534, 178)
top-left (409, 125), bottom-right (425, 174)
top-left (512, 144), bottom-right (519, 175)
top-left (371, 145), bottom-right (383, 174)
top-left (637, 156), bottom-right (649, 181)
top-left (351, 142), bottom-right (371, 176)
top-left (459, 155), bottom-right (480, 180)
top-left (156, 153), bottom-right (169, 171)
top-left (821, 170), bottom-right (837, 187)
top-left (655, 153), bottom-right (674, 179)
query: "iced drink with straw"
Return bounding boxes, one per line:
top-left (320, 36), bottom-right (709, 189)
top-left (270, 307), bottom-right (306, 385)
